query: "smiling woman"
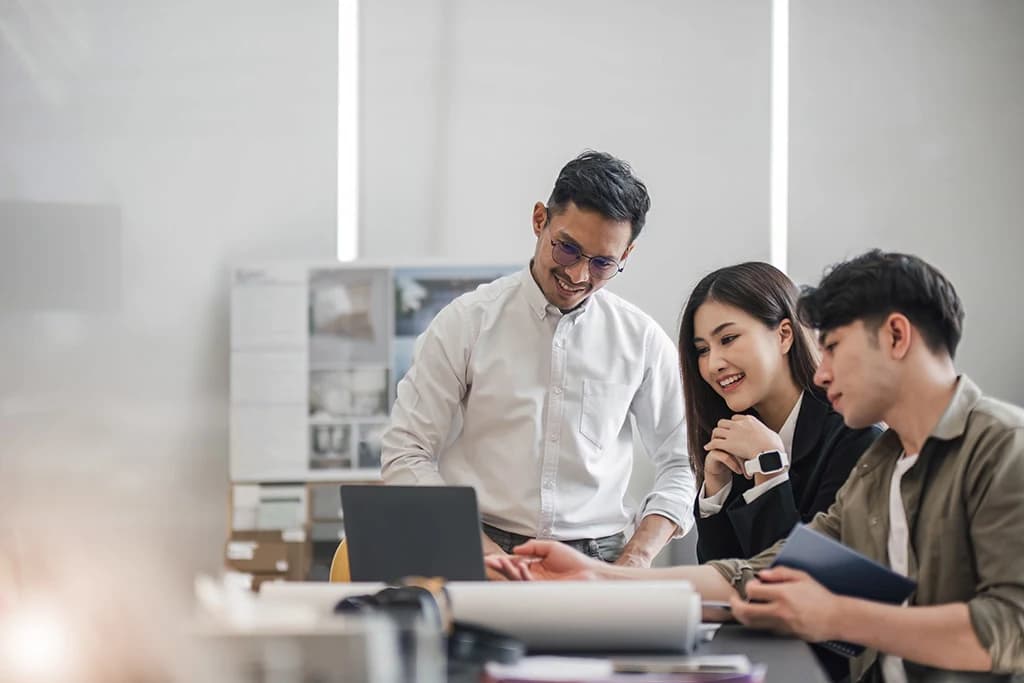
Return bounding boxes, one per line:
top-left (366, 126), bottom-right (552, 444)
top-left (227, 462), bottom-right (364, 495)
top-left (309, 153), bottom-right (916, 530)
top-left (677, 262), bottom-right (881, 566)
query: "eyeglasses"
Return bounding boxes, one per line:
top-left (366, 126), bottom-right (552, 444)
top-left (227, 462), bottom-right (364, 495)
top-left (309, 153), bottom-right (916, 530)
top-left (549, 240), bottom-right (624, 280)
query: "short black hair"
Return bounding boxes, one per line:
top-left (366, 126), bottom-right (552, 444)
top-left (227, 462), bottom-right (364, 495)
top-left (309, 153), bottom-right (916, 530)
top-left (547, 150), bottom-right (651, 242)
top-left (798, 250), bottom-right (965, 358)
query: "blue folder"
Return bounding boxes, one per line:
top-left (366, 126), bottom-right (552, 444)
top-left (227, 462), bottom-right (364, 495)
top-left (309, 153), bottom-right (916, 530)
top-left (769, 523), bottom-right (917, 657)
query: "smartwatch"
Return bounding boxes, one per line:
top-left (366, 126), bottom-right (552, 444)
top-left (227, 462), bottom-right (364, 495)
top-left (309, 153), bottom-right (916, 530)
top-left (744, 449), bottom-right (789, 476)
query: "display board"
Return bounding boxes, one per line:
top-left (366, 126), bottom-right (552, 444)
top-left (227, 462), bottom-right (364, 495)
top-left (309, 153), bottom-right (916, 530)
top-left (229, 262), bottom-right (518, 482)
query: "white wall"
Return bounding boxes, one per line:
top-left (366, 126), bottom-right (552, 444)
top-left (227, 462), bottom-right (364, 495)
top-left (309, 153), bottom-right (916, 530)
top-left (788, 0), bottom-right (1024, 404)
top-left (0, 0), bottom-right (338, 574)
top-left (361, 0), bottom-right (772, 564)
top-left (362, 0), bottom-right (772, 333)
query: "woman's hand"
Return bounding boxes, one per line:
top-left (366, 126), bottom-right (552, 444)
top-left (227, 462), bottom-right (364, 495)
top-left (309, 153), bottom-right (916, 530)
top-left (705, 415), bottom-right (787, 480)
top-left (703, 449), bottom-right (744, 496)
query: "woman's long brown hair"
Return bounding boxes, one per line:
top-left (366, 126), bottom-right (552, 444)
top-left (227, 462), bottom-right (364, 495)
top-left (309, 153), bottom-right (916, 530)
top-left (678, 262), bottom-right (821, 484)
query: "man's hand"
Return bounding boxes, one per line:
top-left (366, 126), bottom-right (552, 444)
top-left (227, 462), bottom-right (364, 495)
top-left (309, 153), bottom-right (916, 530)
top-left (481, 532), bottom-right (510, 580)
top-left (484, 540), bottom-right (603, 581)
top-left (705, 415), bottom-right (787, 481)
top-left (485, 555), bottom-right (511, 581)
top-left (729, 566), bottom-right (842, 642)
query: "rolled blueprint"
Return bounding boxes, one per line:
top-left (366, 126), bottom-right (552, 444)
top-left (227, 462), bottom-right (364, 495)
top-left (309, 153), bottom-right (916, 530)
top-left (260, 580), bottom-right (701, 652)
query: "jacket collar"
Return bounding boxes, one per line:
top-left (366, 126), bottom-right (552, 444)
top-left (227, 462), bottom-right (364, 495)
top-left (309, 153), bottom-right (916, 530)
top-left (929, 375), bottom-right (982, 441)
top-left (855, 374), bottom-right (980, 474)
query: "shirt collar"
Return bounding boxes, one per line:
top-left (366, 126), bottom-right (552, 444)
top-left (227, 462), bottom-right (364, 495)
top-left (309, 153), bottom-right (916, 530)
top-left (929, 374), bottom-right (982, 441)
top-left (519, 266), bottom-right (551, 319)
top-left (778, 392), bottom-right (804, 457)
top-left (519, 264), bottom-right (593, 321)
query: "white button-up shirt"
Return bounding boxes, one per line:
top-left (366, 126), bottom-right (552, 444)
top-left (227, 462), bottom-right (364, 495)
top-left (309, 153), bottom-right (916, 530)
top-left (381, 268), bottom-right (695, 540)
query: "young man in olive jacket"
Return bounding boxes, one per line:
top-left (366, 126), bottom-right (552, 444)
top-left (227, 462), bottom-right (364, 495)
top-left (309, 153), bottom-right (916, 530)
top-left (488, 250), bottom-right (1024, 682)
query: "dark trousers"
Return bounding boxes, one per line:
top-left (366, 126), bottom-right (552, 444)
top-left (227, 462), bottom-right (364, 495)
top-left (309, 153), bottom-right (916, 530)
top-left (483, 523), bottom-right (626, 563)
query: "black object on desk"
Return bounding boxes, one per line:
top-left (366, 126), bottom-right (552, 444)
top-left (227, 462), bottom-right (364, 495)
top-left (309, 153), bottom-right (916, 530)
top-left (335, 582), bottom-right (525, 676)
top-left (340, 484), bottom-right (487, 582)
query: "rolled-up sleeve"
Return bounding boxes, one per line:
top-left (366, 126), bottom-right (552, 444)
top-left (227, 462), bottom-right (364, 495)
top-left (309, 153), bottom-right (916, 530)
top-left (706, 485), bottom-right (846, 597)
top-left (380, 303), bottom-right (470, 486)
top-left (964, 427), bottom-right (1024, 672)
top-left (705, 540), bottom-right (781, 599)
top-left (631, 326), bottom-right (696, 537)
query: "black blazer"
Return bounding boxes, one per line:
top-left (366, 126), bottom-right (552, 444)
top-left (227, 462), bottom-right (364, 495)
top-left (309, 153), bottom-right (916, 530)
top-left (695, 392), bottom-right (882, 563)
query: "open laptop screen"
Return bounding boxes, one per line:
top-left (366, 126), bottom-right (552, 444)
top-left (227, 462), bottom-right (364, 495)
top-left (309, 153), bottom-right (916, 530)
top-left (340, 485), bottom-right (487, 582)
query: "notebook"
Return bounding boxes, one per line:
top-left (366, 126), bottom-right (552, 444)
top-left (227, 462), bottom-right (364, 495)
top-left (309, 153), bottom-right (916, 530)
top-left (770, 523), bottom-right (917, 657)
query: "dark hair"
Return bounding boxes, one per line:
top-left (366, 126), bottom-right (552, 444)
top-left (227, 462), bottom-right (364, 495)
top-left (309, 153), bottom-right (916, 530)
top-left (547, 150), bottom-right (651, 242)
top-left (797, 250), bottom-right (964, 358)
top-left (679, 262), bottom-right (821, 484)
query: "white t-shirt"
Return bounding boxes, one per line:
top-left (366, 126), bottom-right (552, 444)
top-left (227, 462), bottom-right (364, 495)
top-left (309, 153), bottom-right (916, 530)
top-left (880, 452), bottom-right (920, 683)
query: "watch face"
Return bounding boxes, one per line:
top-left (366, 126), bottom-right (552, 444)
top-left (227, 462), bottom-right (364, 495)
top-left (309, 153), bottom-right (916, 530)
top-left (759, 451), bottom-right (783, 472)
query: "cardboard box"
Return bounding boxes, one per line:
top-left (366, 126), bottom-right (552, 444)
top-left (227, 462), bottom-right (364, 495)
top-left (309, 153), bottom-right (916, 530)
top-left (225, 529), bottom-right (310, 581)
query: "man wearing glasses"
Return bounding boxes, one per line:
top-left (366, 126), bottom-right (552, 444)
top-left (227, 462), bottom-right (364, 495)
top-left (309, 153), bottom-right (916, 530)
top-left (381, 151), bottom-right (694, 569)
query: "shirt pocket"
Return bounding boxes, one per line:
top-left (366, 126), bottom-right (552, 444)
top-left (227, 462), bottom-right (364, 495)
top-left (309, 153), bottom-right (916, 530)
top-left (579, 379), bottom-right (634, 450)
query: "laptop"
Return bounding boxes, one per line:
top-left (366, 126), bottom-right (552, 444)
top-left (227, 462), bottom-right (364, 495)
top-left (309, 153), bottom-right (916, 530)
top-left (340, 485), bottom-right (487, 582)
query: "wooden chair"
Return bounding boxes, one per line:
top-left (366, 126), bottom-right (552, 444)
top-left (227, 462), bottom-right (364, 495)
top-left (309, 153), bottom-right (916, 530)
top-left (328, 537), bottom-right (351, 582)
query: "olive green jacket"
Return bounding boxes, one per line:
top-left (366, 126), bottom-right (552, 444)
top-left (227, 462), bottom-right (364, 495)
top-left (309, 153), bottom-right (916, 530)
top-left (708, 376), bottom-right (1024, 682)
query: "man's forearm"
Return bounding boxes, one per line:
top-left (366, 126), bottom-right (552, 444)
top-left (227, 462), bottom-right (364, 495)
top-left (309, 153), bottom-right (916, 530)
top-left (836, 599), bottom-right (990, 671)
top-left (618, 514), bottom-right (677, 565)
top-left (597, 563), bottom-right (737, 606)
